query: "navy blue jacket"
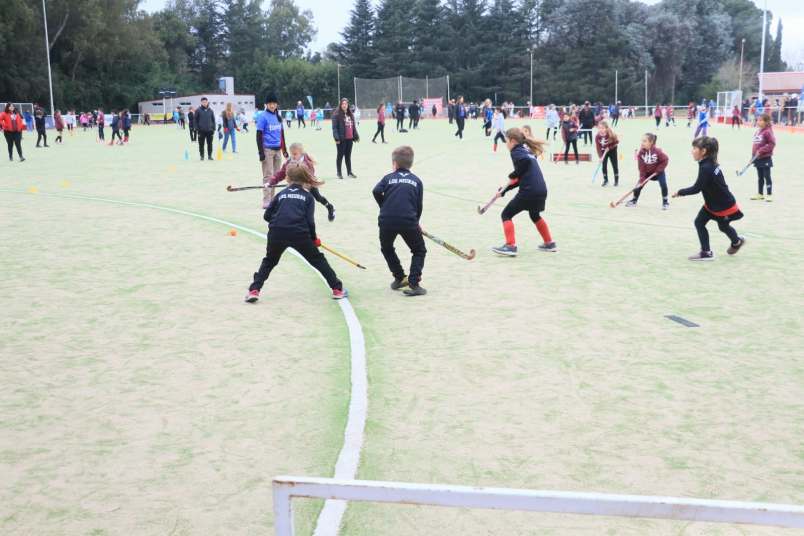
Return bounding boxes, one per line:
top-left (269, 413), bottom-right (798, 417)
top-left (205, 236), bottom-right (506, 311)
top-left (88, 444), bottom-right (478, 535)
top-left (264, 184), bottom-right (317, 239)
top-left (677, 158), bottom-right (736, 212)
top-left (372, 168), bottom-right (423, 228)
top-left (502, 144), bottom-right (547, 198)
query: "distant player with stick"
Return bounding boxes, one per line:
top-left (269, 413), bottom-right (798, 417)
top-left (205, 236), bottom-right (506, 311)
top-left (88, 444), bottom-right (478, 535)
top-left (372, 146), bottom-right (428, 296)
top-left (245, 164), bottom-right (347, 303)
top-left (626, 133), bottom-right (670, 209)
top-left (595, 120), bottom-right (619, 186)
top-left (750, 113), bottom-right (776, 202)
top-left (266, 142), bottom-right (336, 221)
top-left (491, 128), bottom-right (557, 256)
top-left (672, 136), bottom-right (745, 261)
top-left (492, 108), bottom-right (506, 151)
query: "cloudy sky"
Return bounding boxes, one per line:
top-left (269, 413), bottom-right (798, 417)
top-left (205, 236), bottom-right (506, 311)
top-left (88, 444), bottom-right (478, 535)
top-left (140, 0), bottom-right (804, 65)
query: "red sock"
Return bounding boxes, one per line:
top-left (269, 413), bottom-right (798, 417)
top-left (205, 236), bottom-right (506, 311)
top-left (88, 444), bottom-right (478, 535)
top-left (503, 220), bottom-right (516, 245)
top-left (535, 219), bottom-right (552, 243)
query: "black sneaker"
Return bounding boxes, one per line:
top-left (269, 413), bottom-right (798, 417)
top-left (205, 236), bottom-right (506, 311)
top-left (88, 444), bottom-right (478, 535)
top-left (614, 177), bottom-right (619, 186)
top-left (347, 173), bottom-right (357, 178)
top-left (688, 251), bottom-right (715, 261)
top-left (390, 276), bottom-right (409, 291)
top-left (337, 174), bottom-right (343, 180)
top-left (625, 199), bottom-right (637, 208)
top-left (538, 242), bottom-right (558, 253)
top-left (727, 237), bottom-right (746, 255)
top-left (601, 179), bottom-right (609, 187)
top-left (326, 204), bottom-right (336, 222)
top-left (200, 155), bottom-right (204, 161)
top-left (492, 244), bottom-right (518, 256)
top-left (19, 157), bottom-right (25, 162)
top-left (403, 284), bottom-right (427, 296)
top-left (662, 201), bottom-right (670, 210)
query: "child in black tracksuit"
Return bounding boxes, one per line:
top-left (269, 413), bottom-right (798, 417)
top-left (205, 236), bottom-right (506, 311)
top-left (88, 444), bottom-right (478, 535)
top-left (372, 146), bottom-right (427, 296)
top-left (673, 136), bottom-right (745, 261)
top-left (245, 164), bottom-right (347, 302)
top-left (492, 128), bottom-right (556, 256)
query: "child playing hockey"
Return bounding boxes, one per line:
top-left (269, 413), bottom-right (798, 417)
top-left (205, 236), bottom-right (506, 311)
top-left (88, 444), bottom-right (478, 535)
top-left (731, 105), bottom-right (742, 129)
top-left (492, 128), bottom-right (556, 256)
top-left (492, 108), bottom-right (506, 152)
top-left (245, 164), bottom-right (347, 302)
top-left (372, 146), bottom-right (427, 297)
top-left (672, 136), bottom-right (745, 261)
top-left (694, 104), bottom-right (709, 138)
top-left (626, 133), bottom-right (670, 209)
top-left (750, 113), bottom-right (776, 201)
top-left (266, 142), bottom-right (337, 221)
top-left (595, 120), bottom-right (619, 187)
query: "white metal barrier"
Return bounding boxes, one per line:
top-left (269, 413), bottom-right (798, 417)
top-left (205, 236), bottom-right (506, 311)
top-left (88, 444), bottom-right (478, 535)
top-left (272, 476), bottom-right (804, 535)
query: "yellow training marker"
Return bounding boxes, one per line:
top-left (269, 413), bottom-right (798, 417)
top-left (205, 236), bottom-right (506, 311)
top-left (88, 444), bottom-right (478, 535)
top-left (28, 186), bottom-right (39, 194)
top-left (226, 154), bottom-right (234, 161)
top-left (167, 165), bottom-right (177, 173)
top-left (216, 147), bottom-right (223, 161)
top-left (60, 180), bottom-right (71, 188)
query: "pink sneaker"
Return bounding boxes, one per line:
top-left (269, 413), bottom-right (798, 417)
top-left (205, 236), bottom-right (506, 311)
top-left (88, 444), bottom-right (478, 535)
top-left (244, 289), bottom-right (260, 303)
top-left (332, 288), bottom-right (348, 300)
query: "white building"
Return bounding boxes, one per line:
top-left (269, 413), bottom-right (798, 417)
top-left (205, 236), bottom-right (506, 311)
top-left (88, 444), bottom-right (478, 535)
top-left (137, 77), bottom-right (255, 121)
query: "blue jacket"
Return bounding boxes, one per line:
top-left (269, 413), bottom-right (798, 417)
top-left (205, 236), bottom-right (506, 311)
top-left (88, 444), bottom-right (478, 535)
top-left (372, 168), bottom-right (423, 228)
top-left (256, 110), bottom-right (284, 149)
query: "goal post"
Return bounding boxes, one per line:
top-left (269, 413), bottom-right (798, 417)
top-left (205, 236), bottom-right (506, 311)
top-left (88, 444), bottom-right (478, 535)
top-left (716, 90), bottom-right (742, 122)
top-left (273, 476), bottom-right (804, 536)
top-left (354, 75), bottom-right (449, 118)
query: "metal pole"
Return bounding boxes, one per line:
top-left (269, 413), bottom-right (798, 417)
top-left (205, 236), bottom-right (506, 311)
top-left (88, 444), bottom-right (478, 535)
top-left (644, 70), bottom-right (648, 117)
top-left (446, 75), bottom-right (450, 102)
top-left (337, 64), bottom-right (341, 102)
top-left (758, 1), bottom-right (767, 102)
top-left (739, 38), bottom-right (746, 94)
top-left (42, 0), bottom-right (55, 118)
top-left (399, 75), bottom-right (402, 102)
top-left (353, 77), bottom-right (357, 107)
top-left (426, 75), bottom-right (429, 99)
top-left (529, 48), bottom-right (533, 107)
top-left (615, 69), bottom-right (618, 103)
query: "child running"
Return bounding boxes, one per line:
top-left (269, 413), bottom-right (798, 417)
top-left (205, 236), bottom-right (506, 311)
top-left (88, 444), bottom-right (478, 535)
top-left (372, 146), bottom-right (427, 297)
top-left (595, 120), bottom-right (619, 186)
top-left (245, 164), bottom-right (347, 302)
top-left (492, 128), bottom-right (556, 256)
top-left (672, 136), bottom-right (745, 261)
top-left (266, 142), bottom-right (337, 221)
top-left (750, 113), bottom-right (776, 202)
top-left (492, 107), bottom-right (506, 152)
top-left (626, 133), bottom-right (670, 209)
top-left (694, 103), bottom-right (709, 138)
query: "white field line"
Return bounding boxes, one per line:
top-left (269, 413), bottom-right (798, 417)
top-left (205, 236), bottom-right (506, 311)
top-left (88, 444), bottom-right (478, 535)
top-left (1, 189), bottom-right (366, 536)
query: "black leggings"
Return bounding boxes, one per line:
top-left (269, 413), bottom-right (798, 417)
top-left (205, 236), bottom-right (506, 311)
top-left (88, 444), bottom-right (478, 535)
top-left (189, 128), bottom-right (197, 142)
top-left (198, 130), bottom-right (213, 157)
top-left (501, 194), bottom-right (546, 223)
top-left (310, 187), bottom-right (331, 207)
top-left (581, 129), bottom-right (592, 144)
top-left (756, 162), bottom-right (772, 195)
top-left (379, 226), bottom-right (427, 286)
top-left (493, 132), bottom-right (506, 145)
top-left (336, 139), bottom-right (354, 175)
top-left (98, 126), bottom-right (105, 140)
top-left (694, 206), bottom-right (741, 252)
top-left (249, 232), bottom-right (342, 292)
top-left (612, 116), bottom-right (619, 127)
top-left (602, 147), bottom-right (619, 180)
top-left (4, 131), bottom-right (23, 159)
top-left (372, 122), bottom-right (385, 142)
top-left (655, 117), bottom-right (661, 127)
top-left (36, 130), bottom-right (47, 146)
top-left (455, 117), bottom-right (465, 139)
top-left (297, 117), bottom-right (305, 128)
top-left (545, 127), bottom-right (557, 140)
top-left (564, 139), bottom-right (578, 162)
top-left (111, 130), bottom-right (123, 142)
top-left (396, 117), bottom-right (404, 131)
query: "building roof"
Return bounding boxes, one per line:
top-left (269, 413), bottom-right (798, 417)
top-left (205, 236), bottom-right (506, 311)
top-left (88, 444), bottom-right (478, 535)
top-left (758, 72), bottom-right (804, 93)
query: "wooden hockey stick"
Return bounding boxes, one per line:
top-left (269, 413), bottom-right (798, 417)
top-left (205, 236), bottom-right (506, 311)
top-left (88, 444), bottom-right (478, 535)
top-left (736, 156), bottom-right (757, 177)
top-left (477, 189), bottom-right (502, 214)
top-left (421, 229), bottom-right (476, 260)
top-left (609, 173), bottom-right (657, 208)
top-left (320, 243), bottom-right (367, 270)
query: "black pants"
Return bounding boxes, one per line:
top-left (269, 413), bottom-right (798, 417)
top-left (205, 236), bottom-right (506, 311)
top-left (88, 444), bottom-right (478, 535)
top-left (455, 117), bottom-right (465, 138)
top-left (98, 126), bottom-right (105, 140)
top-left (581, 129), bottom-right (592, 145)
top-left (564, 139), bottom-right (578, 162)
top-left (111, 129), bottom-right (122, 142)
top-left (372, 122), bottom-right (385, 142)
top-left (379, 226), bottom-right (426, 286)
top-left (123, 128), bottom-right (130, 140)
top-left (655, 117), bottom-right (661, 127)
top-left (249, 231), bottom-right (342, 292)
top-left (310, 187), bottom-right (331, 207)
top-left (545, 127), bottom-right (557, 140)
top-left (189, 128), bottom-right (197, 142)
top-left (297, 117), bottom-right (305, 128)
top-left (632, 172), bottom-right (668, 201)
top-left (602, 147), bottom-right (619, 181)
top-left (694, 206), bottom-right (741, 252)
top-left (4, 131), bottom-right (23, 159)
top-left (36, 130), bottom-right (47, 146)
top-left (755, 158), bottom-right (773, 195)
top-left (55, 129), bottom-right (63, 143)
top-left (493, 132), bottom-right (506, 145)
top-left (198, 130), bottom-right (213, 158)
top-left (501, 194), bottom-right (546, 223)
top-left (396, 117), bottom-right (404, 131)
top-left (336, 139), bottom-right (354, 175)
top-left (612, 116), bottom-right (619, 127)
top-left (731, 117), bottom-right (741, 128)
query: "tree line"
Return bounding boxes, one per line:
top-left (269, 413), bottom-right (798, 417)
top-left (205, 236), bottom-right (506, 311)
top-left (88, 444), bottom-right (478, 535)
top-left (0, 0), bottom-right (789, 111)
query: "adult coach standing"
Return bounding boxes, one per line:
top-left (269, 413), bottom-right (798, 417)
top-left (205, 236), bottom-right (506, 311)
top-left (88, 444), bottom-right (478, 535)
top-left (578, 101), bottom-right (595, 145)
top-left (332, 98), bottom-right (359, 179)
top-left (1, 103), bottom-right (27, 162)
top-left (194, 97), bottom-right (215, 161)
top-left (256, 93), bottom-right (287, 207)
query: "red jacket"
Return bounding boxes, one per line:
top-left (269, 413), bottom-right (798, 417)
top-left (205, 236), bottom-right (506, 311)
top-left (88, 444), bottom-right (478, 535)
top-left (752, 126), bottom-right (775, 159)
top-left (0, 111), bottom-right (27, 132)
top-left (594, 132), bottom-right (618, 157)
top-left (637, 146), bottom-right (669, 180)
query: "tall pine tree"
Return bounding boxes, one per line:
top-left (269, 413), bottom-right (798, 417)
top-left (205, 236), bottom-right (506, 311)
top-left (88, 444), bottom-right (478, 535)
top-left (334, 0), bottom-right (375, 77)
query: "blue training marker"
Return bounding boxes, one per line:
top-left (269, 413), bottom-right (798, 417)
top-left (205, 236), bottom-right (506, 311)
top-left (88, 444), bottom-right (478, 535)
top-left (665, 315), bottom-right (700, 328)
top-left (184, 148), bottom-right (189, 161)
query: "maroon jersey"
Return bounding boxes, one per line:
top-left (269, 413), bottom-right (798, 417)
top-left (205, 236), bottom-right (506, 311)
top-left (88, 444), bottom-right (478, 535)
top-left (751, 126), bottom-right (776, 159)
top-left (594, 132), bottom-right (619, 157)
top-left (637, 146), bottom-right (669, 180)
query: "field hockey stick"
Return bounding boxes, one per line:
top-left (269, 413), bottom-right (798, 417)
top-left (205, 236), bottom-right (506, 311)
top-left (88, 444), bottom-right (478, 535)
top-left (320, 243), bottom-right (367, 270)
top-left (477, 188), bottom-right (502, 214)
top-left (421, 229), bottom-right (476, 260)
top-left (736, 156), bottom-right (757, 176)
top-left (226, 184), bottom-right (288, 192)
top-left (609, 173), bottom-right (656, 208)
top-left (592, 149), bottom-right (608, 183)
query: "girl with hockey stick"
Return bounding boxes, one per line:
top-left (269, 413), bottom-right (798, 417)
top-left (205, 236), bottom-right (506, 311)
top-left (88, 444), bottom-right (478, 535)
top-left (672, 136), bottom-right (745, 261)
top-left (694, 103), bottom-right (709, 138)
top-left (595, 120), bottom-right (619, 187)
top-left (245, 163), bottom-right (348, 303)
top-left (491, 128), bottom-right (556, 256)
top-left (750, 113), bottom-right (776, 201)
top-left (266, 142), bottom-right (337, 221)
top-left (492, 108), bottom-right (506, 152)
top-left (626, 132), bottom-right (670, 209)
top-left (561, 113), bottom-right (579, 164)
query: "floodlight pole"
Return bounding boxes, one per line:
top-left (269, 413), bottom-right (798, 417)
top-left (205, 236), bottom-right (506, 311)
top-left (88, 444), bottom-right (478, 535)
top-left (739, 38), bottom-right (746, 94)
top-left (758, 0), bottom-right (767, 103)
top-left (42, 0), bottom-right (55, 117)
top-left (615, 69), bottom-right (618, 103)
top-left (644, 70), bottom-right (648, 117)
top-left (337, 64), bottom-right (341, 102)
top-left (529, 48), bottom-right (533, 108)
